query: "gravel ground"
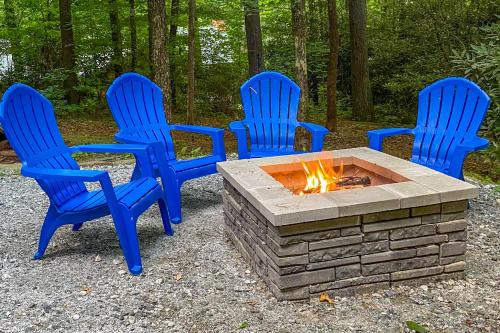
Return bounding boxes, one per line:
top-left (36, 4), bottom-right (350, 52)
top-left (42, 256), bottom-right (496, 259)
top-left (0, 163), bottom-right (499, 333)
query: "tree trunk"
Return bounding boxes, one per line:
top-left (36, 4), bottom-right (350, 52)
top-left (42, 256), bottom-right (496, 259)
top-left (186, 0), bottom-right (196, 124)
top-left (148, 0), bottom-right (171, 118)
top-left (59, 0), bottom-right (79, 104)
top-left (169, 0), bottom-right (180, 113)
top-left (326, 0), bottom-right (339, 131)
top-left (109, 0), bottom-right (122, 76)
top-left (243, 0), bottom-right (265, 76)
top-left (129, 0), bottom-right (137, 71)
top-left (348, 0), bottom-right (373, 121)
top-left (290, 0), bottom-right (309, 122)
top-left (4, 0), bottom-right (20, 69)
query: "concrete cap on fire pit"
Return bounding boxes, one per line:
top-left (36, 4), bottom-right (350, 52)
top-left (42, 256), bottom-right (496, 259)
top-left (217, 148), bottom-right (478, 226)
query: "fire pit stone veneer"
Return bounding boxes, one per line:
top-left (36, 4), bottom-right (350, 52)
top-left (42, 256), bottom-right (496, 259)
top-left (217, 148), bottom-right (476, 300)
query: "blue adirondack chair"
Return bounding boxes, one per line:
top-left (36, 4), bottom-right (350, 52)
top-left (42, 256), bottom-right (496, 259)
top-left (0, 84), bottom-right (173, 275)
top-left (106, 73), bottom-right (226, 224)
top-left (230, 71), bottom-right (329, 159)
top-left (368, 77), bottom-right (491, 179)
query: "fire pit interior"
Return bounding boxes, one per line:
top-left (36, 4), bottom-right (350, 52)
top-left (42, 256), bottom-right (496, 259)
top-left (261, 156), bottom-right (408, 195)
top-left (217, 148), bottom-right (478, 300)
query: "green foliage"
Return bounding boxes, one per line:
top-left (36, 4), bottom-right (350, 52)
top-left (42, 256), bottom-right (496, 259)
top-left (451, 21), bottom-right (500, 142)
top-left (238, 321), bottom-right (249, 329)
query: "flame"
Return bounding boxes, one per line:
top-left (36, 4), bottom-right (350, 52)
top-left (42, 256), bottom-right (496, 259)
top-left (299, 158), bottom-right (344, 195)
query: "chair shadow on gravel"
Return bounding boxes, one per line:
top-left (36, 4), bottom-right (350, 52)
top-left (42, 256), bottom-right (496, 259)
top-left (39, 222), bottom-right (168, 261)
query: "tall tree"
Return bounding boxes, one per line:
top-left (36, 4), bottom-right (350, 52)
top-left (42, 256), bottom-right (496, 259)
top-left (348, 0), bottom-right (374, 121)
top-left (243, 0), bottom-right (265, 76)
top-left (326, 0), bottom-right (339, 131)
top-left (169, 0), bottom-right (180, 112)
top-left (148, 0), bottom-right (171, 117)
top-left (109, 0), bottom-right (122, 76)
top-left (290, 0), bottom-right (309, 122)
top-left (59, 0), bottom-right (79, 104)
top-left (4, 0), bottom-right (20, 68)
top-left (186, 0), bottom-right (196, 124)
top-left (129, 0), bottom-right (137, 71)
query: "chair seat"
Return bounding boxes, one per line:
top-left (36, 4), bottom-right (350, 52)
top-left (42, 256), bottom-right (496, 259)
top-left (168, 155), bottom-right (223, 172)
top-left (60, 178), bottom-right (160, 212)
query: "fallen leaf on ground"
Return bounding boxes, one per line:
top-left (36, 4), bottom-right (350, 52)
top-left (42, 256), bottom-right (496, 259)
top-left (319, 292), bottom-right (334, 305)
top-left (175, 272), bottom-right (182, 281)
top-left (406, 320), bottom-right (429, 332)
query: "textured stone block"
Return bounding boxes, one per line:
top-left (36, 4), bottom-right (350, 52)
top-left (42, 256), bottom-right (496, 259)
top-left (437, 220), bottom-right (467, 234)
top-left (361, 249), bottom-right (416, 264)
top-left (363, 231), bottom-right (389, 241)
top-left (440, 255), bottom-right (465, 265)
top-left (336, 264), bottom-right (361, 280)
top-left (272, 216), bottom-right (360, 236)
top-left (411, 204), bottom-right (441, 216)
top-left (422, 214), bottom-right (441, 224)
top-left (442, 200), bottom-right (468, 213)
top-left (444, 261), bottom-right (465, 273)
top-left (441, 211), bottom-right (466, 222)
top-left (341, 226), bottom-right (361, 236)
top-left (306, 256), bottom-right (359, 271)
top-left (266, 235), bottom-right (308, 257)
top-left (310, 274), bottom-right (389, 294)
top-left (448, 231), bottom-right (467, 241)
top-left (390, 234), bottom-right (448, 250)
top-left (268, 261), bottom-right (305, 275)
top-left (269, 281), bottom-right (309, 301)
top-left (391, 266), bottom-right (444, 281)
top-left (309, 235), bottom-right (363, 251)
top-left (363, 217), bottom-right (421, 233)
top-left (361, 240), bottom-right (389, 255)
top-left (440, 242), bottom-right (466, 257)
top-left (312, 282), bottom-right (390, 298)
top-left (392, 272), bottom-right (465, 287)
top-left (266, 249), bottom-right (309, 267)
top-left (363, 209), bottom-right (410, 223)
top-left (309, 244), bottom-right (362, 262)
top-left (362, 255), bottom-right (439, 276)
top-left (390, 224), bottom-right (436, 240)
top-left (267, 227), bottom-right (340, 246)
top-left (269, 267), bottom-right (335, 289)
top-left (416, 245), bottom-right (439, 256)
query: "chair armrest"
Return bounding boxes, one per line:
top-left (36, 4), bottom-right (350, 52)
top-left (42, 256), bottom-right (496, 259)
top-left (367, 128), bottom-right (414, 151)
top-left (448, 137), bottom-right (490, 179)
top-left (21, 167), bottom-right (108, 182)
top-left (229, 121), bottom-right (250, 159)
top-left (114, 133), bottom-right (155, 145)
top-left (298, 122), bottom-right (329, 152)
top-left (170, 124), bottom-right (224, 136)
top-left (70, 144), bottom-right (155, 177)
top-left (170, 125), bottom-right (226, 159)
top-left (456, 137), bottom-right (490, 152)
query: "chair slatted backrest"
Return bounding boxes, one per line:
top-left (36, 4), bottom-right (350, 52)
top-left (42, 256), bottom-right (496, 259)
top-left (0, 84), bottom-right (87, 207)
top-left (240, 72), bottom-right (301, 153)
top-left (106, 73), bottom-right (176, 161)
top-left (411, 77), bottom-right (491, 171)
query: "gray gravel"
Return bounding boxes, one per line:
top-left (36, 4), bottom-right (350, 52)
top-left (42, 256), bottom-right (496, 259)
top-left (0, 163), bottom-right (499, 333)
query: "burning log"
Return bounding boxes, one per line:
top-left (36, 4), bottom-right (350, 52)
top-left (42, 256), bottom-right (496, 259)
top-left (336, 176), bottom-right (371, 187)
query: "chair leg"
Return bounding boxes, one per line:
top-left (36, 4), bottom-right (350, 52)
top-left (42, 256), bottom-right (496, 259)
top-left (34, 206), bottom-right (60, 260)
top-left (158, 197), bottom-right (173, 236)
top-left (114, 210), bottom-right (143, 275)
top-left (72, 223), bottom-right (83, 231)
top-left (164, 177), bottom-right (182, 224)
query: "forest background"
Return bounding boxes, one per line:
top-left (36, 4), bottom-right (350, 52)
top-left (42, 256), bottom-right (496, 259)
top-left (0, 0), bottom-right (498, 182)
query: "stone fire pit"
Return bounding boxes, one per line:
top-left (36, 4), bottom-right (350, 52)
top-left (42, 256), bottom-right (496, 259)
top-left (217, 148), bottom-right (477, 300)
